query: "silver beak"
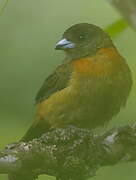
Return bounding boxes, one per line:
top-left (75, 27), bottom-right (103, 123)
top-left (55, 38), bottom-right (75, 50)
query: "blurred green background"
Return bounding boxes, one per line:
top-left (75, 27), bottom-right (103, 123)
top-left (0, 0), bottom-right (136, 179)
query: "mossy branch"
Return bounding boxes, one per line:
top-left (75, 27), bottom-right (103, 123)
top-left (0, 125), bottom-right (136, 180)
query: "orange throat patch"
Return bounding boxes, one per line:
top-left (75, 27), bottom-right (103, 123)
top-left (72, 47), bottom-right (123, 77)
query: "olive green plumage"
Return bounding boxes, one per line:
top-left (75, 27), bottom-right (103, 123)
top-left (22, 23), bottom-right (132, 142)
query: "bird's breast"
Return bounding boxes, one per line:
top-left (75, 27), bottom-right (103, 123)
top-left (37, 47), bottom-right (132, 129)
top-left (72, 47), bottom-right (122, 77)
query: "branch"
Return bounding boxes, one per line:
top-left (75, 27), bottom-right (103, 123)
top-left (107, 0), bottom-right (136, 29)
top-left (0, 125), bottom-right (136, 180)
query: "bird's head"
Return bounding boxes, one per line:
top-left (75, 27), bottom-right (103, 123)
top-left (55, 23), bottom-right (113, 60)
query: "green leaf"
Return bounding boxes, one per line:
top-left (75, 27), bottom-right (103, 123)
top-left (105, 19), bottom-right (129, 38)
top-left (0, 0), bottom-right (9, 16)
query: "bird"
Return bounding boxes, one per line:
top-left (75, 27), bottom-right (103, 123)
top-left (22, 23), bottom-right (132, 142)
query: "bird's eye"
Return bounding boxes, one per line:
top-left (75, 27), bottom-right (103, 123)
top-left (79, 35), bottom-right (85, 40)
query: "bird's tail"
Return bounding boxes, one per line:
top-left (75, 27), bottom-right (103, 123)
top-left (21, 119), bottom-right (51, 142)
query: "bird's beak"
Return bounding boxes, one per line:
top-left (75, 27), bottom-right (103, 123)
top-left (55, 38), bottom-right (75, 50)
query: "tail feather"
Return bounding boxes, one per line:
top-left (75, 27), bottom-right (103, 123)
top-left (21, 120), bottom-right (51, 142)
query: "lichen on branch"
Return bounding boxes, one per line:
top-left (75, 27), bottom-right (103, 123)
top-left (0, 125), bottom-right (136, 180)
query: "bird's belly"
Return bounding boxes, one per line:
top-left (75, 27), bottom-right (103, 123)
top-left (37, 78), bottom-right (123, 130)
top-left (53, 89), bottom-right (116, 129)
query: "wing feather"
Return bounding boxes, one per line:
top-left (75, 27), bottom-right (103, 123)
top-left (35, 63), bottom-right (73, 104)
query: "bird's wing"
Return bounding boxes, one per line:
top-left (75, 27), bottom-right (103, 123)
top-left (35, 63), bottom-right (73, 104)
